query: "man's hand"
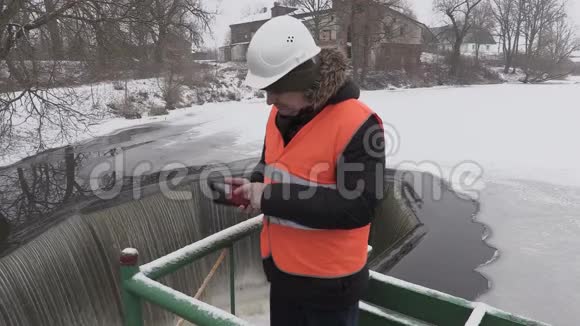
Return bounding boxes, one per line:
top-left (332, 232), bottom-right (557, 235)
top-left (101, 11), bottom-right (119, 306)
top-left (224, 177), bottom-right (267, 215)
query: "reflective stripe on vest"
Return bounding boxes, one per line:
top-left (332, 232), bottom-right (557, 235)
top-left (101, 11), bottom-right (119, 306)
top-left (264, 164), bottom-right (335, 231)
top-left (260, 98), bottom-right (382, 278)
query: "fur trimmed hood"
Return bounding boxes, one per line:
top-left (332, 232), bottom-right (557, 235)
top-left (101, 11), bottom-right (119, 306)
top-left (305, 47), bottom-right (349, 111)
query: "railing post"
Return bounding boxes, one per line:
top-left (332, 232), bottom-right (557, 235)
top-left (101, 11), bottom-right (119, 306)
top-left (229, 244), bottom-right (236, 315)
top-left (121, 248), bottom-right (143, 326)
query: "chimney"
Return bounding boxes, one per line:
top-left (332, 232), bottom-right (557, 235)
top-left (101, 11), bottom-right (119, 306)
top-left (271, 2), bottom-right (285, 17)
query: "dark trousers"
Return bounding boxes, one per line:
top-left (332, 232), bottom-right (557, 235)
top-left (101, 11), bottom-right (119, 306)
top-left (270, 294), bottom-right (359, 326)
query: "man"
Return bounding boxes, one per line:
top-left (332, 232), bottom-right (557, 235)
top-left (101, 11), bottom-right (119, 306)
top-left (225, 16), bottom-right (385, 326)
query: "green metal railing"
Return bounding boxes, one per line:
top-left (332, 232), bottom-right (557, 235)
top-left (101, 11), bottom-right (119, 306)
top-left (120, 215), bottom-right (263, 326)
top-left (119, 213), bottom-right (549, 326)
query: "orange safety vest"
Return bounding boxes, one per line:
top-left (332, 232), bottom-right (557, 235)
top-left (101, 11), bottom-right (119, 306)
top-left (260, 98), bottom-right (382, 278)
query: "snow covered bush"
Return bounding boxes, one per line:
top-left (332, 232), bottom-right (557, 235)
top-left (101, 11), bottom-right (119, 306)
top-left (148, 104), bottom-right (168, 116)
top-left (106, 100), bottom-right (141, 120)
top-left (112, 81), bottom-right (125, 90)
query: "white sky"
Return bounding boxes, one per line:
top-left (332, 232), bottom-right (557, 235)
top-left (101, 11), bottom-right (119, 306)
top-left (204, 0), bottom-right (580, 48)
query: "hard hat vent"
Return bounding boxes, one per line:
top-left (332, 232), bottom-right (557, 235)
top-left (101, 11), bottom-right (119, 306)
top-left (244, 15), bottom-right (321, 89)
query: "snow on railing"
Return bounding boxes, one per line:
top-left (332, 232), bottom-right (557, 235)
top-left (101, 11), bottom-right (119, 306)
top-left (140, 215), bottom-right (263, 280)
top-left (120, 215), bottom-right (264, 326)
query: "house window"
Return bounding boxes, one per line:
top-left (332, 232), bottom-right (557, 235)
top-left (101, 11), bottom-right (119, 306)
top-left (330, 15), bottom-right (334, 21)
top-left (384, 23), bottom-right (392, 36)
top-left (400, 26), bottom-right (405, 37)
top-left (486, 45), bottom-right (490, 50)
top-left (472, 44), bottom-right (476, 50)
top-left (321, 30), bottom-right (331, 41)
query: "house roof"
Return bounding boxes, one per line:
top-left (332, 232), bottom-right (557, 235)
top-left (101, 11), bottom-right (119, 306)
top-left (384, 7), bottom-right (430, 31)
top-left (292, 8), bottom-right (333, 22)
top-left (382, 6), bottom-right (436, 41)
top-left (431, 25), bottom-right (496, 44)
top-left (230, 3), bottom-right (429, 37)
top-left (232, 11), bottom-right (272, 25)
top-left (230, 4), bottom-right (299, 26)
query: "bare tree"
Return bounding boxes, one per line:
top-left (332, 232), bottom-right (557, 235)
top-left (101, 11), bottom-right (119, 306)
top-left (0, 0), bottom-right (143, 156)
top-left (519, 0), bottom-right (567, 82)
top-left (147, 0), bottom-right (212, 65)
top-left (0, 0), bottom-right (90, 156)
top-left (523, 13), bottom-right (579, 82)
top-left (433, 0), bottom-right (484, 75)
top-left (43, 0), bottom-right (65, 59)
top-left (491, 0), bottom-right (525, 73)
top-left (0, 0), bottom-right (214, 160)
top-left (543, 18), bottom-right (580, 63)
top-left (470, 0), bottom-right (495, 61)
top-left (0, 0), bottom-right (82, 61)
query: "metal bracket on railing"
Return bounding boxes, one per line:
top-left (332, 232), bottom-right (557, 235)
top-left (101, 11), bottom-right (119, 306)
top-left (465, 303), bottom-right (487, 326)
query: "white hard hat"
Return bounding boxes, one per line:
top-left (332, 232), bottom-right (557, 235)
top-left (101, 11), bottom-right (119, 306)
top-left (245, 15), bottom-right (321, 89)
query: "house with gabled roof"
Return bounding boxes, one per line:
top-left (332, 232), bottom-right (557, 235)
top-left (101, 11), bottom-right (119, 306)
top-left (219, 1), bottom-right (434, 72)
top-left (431, 25), bottom-right (499, 57)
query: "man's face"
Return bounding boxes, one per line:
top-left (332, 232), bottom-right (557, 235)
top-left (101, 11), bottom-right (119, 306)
top-left (266, 91), bottom-right (312, 117)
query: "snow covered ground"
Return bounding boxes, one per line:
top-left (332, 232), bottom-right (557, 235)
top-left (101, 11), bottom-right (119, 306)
top-left (420, 52), bottom-right (445, 64)
top-left (360, 81), bottom-right (580, 326)
top-left (4, 76), bottom-right (580, 324)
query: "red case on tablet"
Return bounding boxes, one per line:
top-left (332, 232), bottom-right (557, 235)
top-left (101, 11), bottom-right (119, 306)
top-left (209, 181), bottom-right (250, 207)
